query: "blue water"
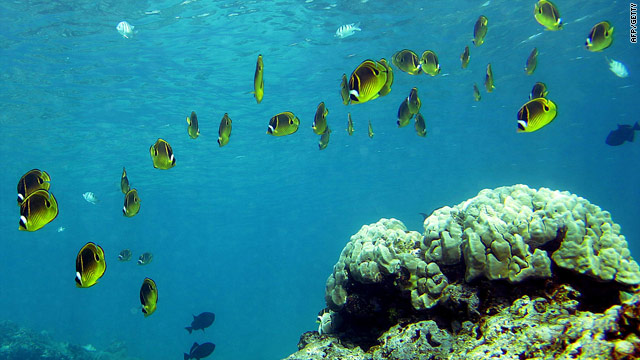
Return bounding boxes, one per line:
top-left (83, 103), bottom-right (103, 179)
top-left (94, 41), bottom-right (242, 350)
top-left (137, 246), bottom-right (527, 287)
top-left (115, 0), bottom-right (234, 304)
top-left (1, 0), bottom-right (639, 359)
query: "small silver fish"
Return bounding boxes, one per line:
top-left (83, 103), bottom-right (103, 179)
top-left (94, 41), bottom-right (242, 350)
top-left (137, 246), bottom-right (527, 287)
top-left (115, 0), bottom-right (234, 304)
top-left (82, 192), bottom-right (99, 204)
top-left (607, 58), bottom-right (629, 78)
top-left (116, 21), bottom-right (134, 38)
top-left (335, 23), bottom-right (361, 38)
top-left (317, 310), bottom-right (335, 335)
top-left (81, 344), bottom-right (96, 352)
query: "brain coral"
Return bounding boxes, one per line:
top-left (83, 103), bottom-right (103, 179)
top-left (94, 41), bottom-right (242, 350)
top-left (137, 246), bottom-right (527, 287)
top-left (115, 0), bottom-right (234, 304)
top-left (325, 185), bottom-right (640, 317)
top-left (325, 218), bottom-right (448, 311)
top-left (422, 184), bottom-right (640, 285)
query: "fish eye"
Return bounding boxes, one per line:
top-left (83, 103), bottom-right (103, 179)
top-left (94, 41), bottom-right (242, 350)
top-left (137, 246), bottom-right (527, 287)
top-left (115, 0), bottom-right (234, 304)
top-left (544, 105), bottom-right (549, 111)
top-left (95, 254), bottom-right (100, 261)
top-left (45, 199), bottom-right (51, 207)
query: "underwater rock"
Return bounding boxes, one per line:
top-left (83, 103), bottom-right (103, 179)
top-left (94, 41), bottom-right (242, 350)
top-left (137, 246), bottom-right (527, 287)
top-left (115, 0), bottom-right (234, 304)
top-left (372, 320), bottom-right (453, 360)
top-left (285, 287), bottom-right (640, 360)
top-left (454, 285), bottom-right (640, 359)
top-left (292, 185), bottom-right (640, 359)
top-left (0, 320), bottom-right (141, 360)
top-left (287, 332), bottom-right (368, 360)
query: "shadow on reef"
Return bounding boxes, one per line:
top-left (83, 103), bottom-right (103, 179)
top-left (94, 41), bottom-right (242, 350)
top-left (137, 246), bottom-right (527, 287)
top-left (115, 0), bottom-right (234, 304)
top-left (333, 271), bottom-right (419, 350)
top-left (325, 260), bottom-right (481, 351)
top-left (0, 320), bottom-right (140, 360)
top-left (328, 259), bottom-right (636, 351)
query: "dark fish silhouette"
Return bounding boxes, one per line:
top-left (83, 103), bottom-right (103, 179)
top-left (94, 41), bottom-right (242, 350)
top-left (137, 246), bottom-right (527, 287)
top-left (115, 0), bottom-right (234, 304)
top-left (184, 342), bottom-right (215, 360)
top-left (420, 207), bottom-right (441, 221)
top-left (606, 122), bottom-right (640, 146)
top-left (185, 312), bottom-right (215, 334)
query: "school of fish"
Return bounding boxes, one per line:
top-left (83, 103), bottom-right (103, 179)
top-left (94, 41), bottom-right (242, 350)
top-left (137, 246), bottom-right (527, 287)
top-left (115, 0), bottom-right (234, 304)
top-left (14, 3), bottom-right (628, 358)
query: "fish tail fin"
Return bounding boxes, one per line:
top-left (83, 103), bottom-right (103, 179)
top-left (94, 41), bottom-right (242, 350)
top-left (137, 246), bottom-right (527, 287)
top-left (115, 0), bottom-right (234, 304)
top-left (419, 212), bottom-right (429, 221)
top-left (184, 353), bottom-right (190, 360)
top-left (185, 327), bottom-right (192, 334)
top-left (633, 122), bottom-right (640, 131)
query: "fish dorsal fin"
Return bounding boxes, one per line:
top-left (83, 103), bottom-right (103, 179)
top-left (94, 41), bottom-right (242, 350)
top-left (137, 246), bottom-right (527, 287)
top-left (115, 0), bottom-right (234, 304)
top-left (190, 342), bottom-right (199, 353)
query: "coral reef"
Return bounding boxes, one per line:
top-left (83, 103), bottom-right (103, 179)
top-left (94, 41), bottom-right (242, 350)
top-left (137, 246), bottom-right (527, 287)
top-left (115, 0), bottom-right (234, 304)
top-left (0, 320), bottom-right (140, 360)
top-left (285, 185), bottom-right (640, 359)
top-left (421, 185), bottom-right (640, 285)
top-left (285, 286), bottom-right (640, 360)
